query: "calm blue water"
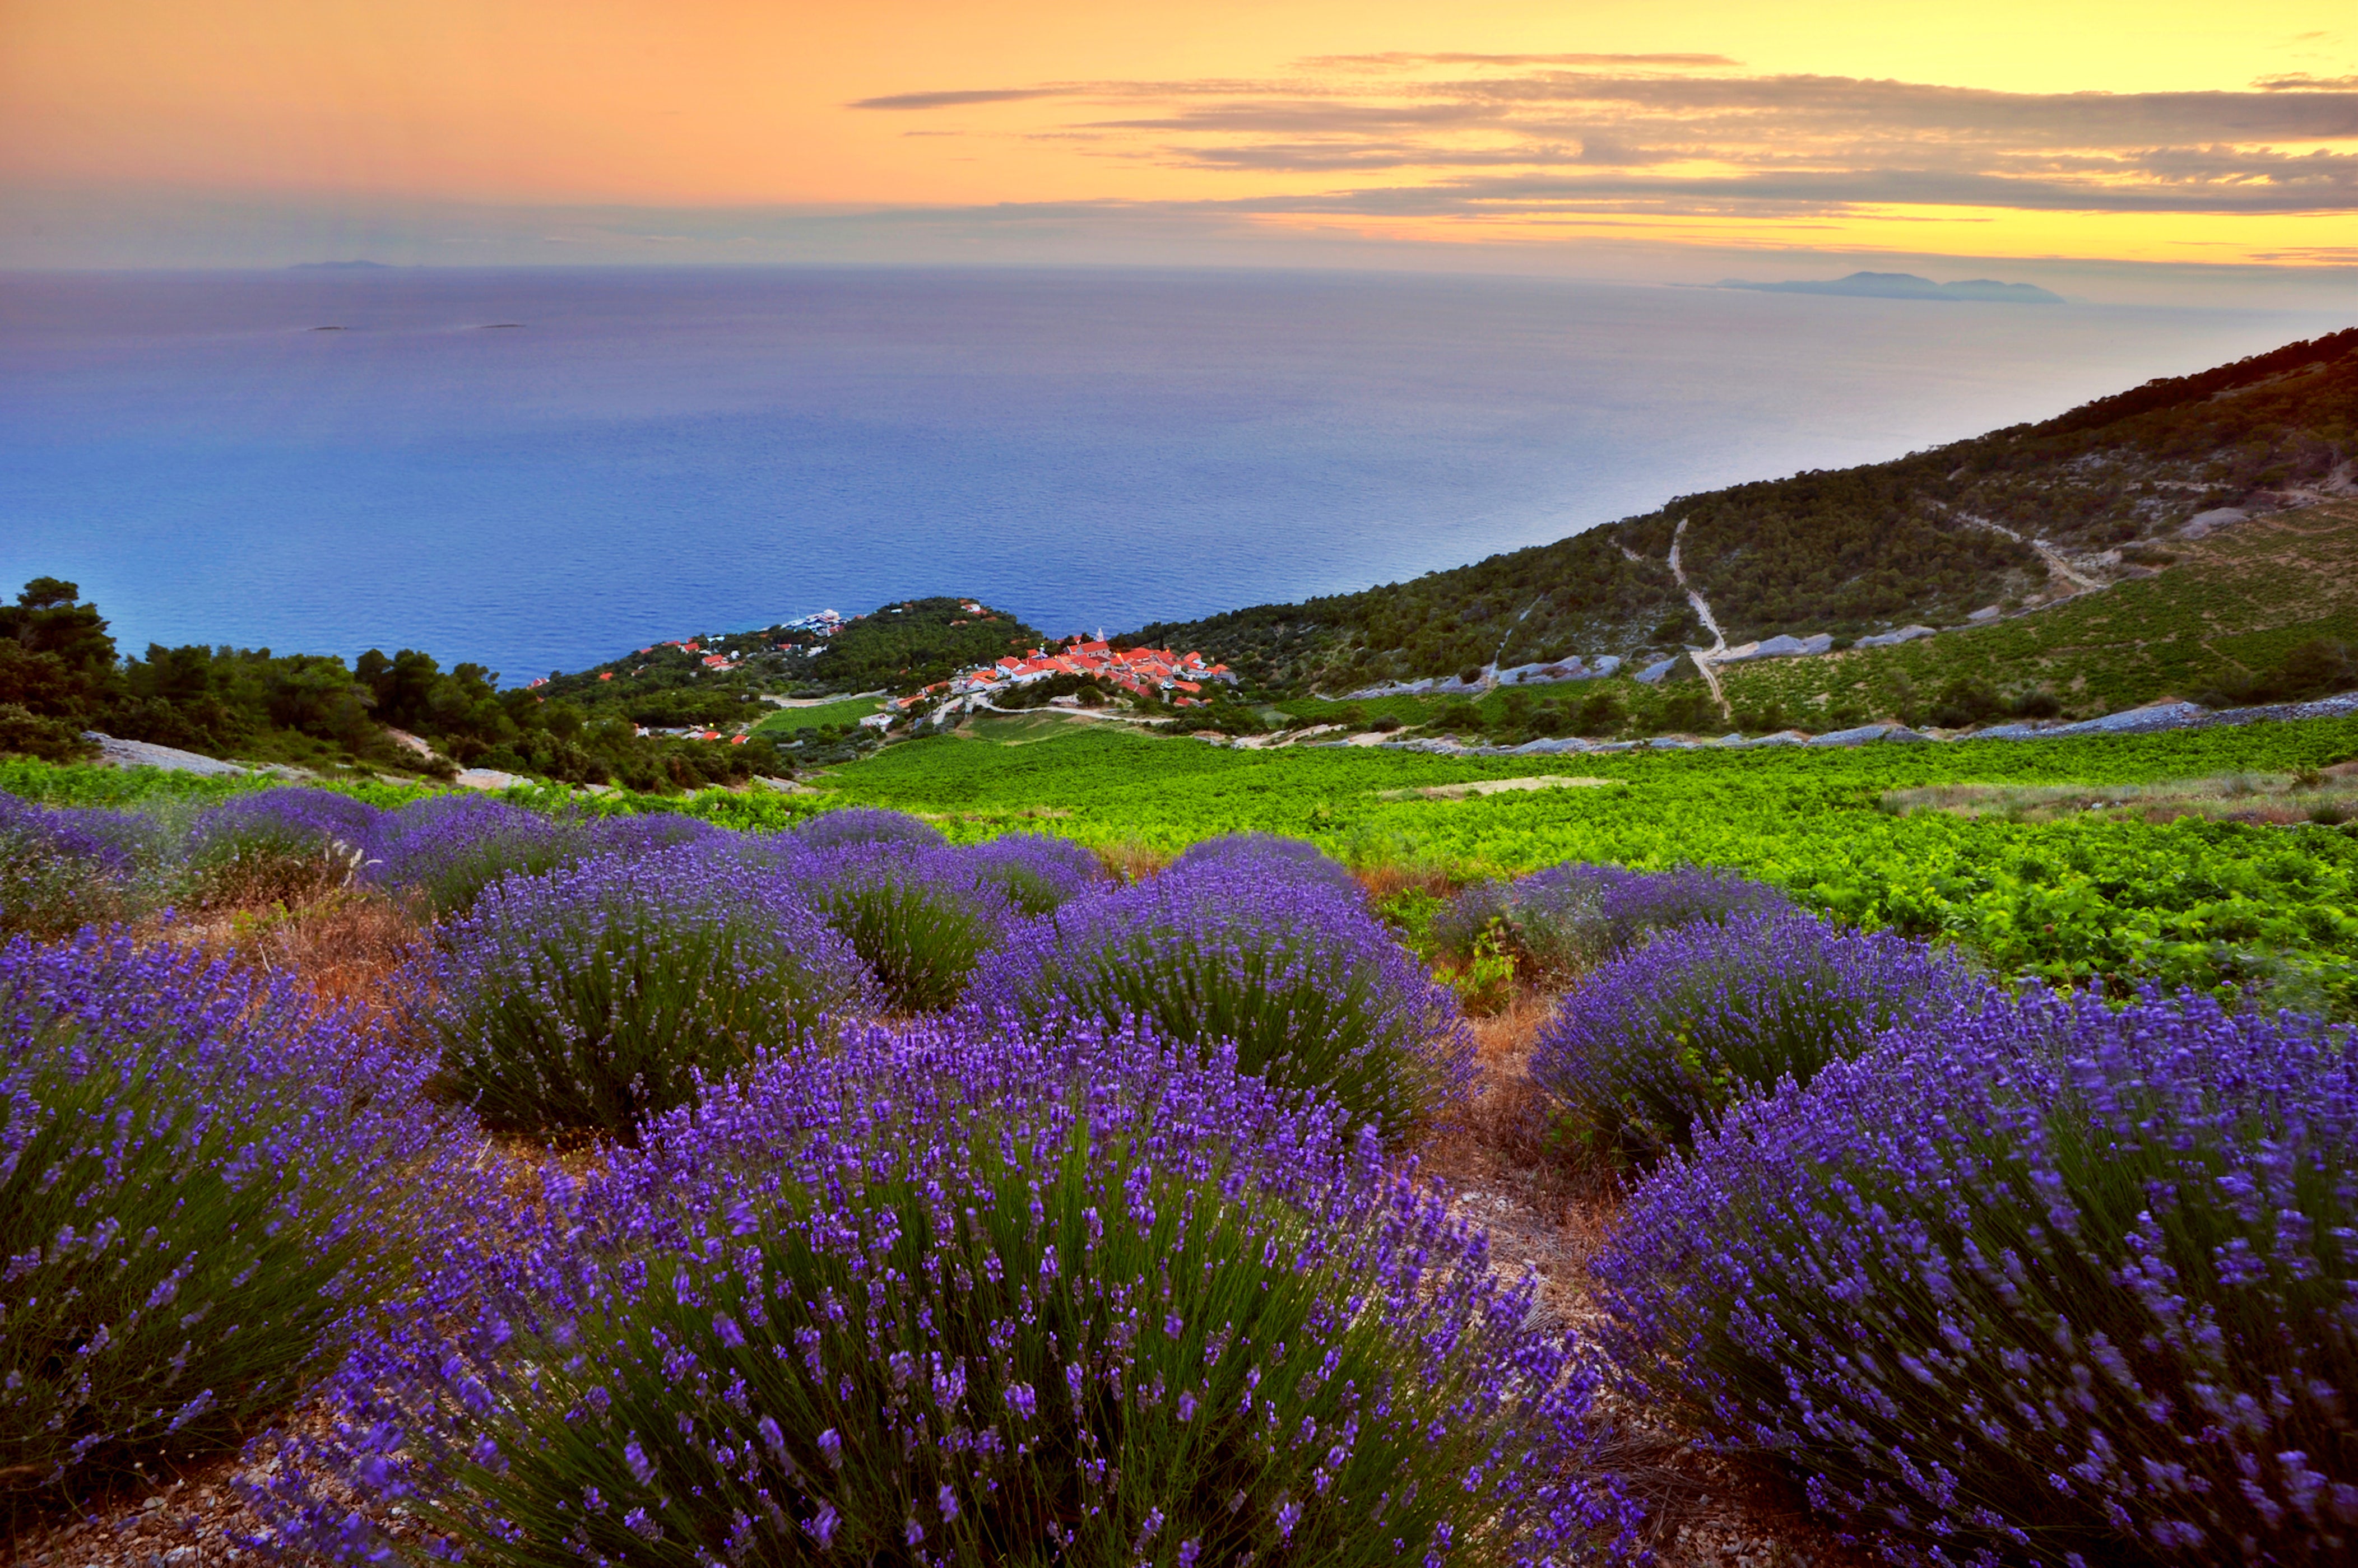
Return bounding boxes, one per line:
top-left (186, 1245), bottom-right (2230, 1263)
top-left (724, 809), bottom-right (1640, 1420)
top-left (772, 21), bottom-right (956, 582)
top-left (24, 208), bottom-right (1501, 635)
top-left (3, 266), bottom-right (2345, 680)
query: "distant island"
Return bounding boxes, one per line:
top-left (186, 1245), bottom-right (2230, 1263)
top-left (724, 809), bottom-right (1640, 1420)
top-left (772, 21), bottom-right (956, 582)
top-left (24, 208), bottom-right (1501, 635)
top-left (287, 259), bottom-right (394, 271)
top-left (1717, 271), bottom-right (2064, 305)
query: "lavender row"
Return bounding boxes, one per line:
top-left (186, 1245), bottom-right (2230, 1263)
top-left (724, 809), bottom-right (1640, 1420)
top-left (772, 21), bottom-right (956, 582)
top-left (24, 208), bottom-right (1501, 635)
top-left (251, 1012), bottom-right (1643, 1566)
top-left (421, 827), bottom-right (1463, 1146)
top-left (2, 928), bottom-right (489, 1495)
top-left (1596, 984), bottom-right (2358, 1563)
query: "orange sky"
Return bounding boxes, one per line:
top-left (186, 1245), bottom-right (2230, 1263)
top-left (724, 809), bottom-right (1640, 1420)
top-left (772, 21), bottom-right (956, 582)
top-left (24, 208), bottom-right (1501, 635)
top-left (3, 1), bottom-right (2354, 273)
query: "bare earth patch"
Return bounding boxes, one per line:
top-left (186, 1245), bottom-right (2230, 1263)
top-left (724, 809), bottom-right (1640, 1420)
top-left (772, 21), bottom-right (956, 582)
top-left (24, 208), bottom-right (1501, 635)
top-left (1423, 991), bottom-right (1880, 1568)
top-left (1378, 775), bottom-right (1616, 803)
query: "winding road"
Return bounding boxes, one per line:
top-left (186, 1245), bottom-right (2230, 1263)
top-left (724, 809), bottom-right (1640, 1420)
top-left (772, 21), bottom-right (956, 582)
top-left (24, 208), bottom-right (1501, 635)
top-left (1667, 519), bottom-right (1732, 715)
top-left (1927, 500), bottom-right (2104, 593)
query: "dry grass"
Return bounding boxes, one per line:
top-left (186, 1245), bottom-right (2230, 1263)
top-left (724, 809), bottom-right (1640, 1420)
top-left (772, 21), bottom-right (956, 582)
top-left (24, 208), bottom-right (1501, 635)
top-left (134, 884), bottom-right (434, 1030)
top-left (1093, 838), bottom-right (1171, 884)
top-left (182, 844), bottom-right (364, 913)
top-left (1423, 990), bottom-right (1629, 1336)
top-left (1351, 859), bottom-right (1460, 906)
top-left (216, 888), bottom-right (434, 1016)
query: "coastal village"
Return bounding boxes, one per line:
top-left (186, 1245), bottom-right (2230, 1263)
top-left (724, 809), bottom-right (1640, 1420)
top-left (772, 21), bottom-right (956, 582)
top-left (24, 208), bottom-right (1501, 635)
top-left (886, 636), bottom-right (1237, 715)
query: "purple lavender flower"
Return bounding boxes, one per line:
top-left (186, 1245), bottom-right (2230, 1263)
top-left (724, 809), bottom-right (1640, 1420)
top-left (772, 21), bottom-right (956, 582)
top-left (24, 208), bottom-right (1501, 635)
top-left (2, 925), bottom-right (476, 1492)
top-left (256, 1013), bottom-right (1640, 1565)
top-left (421, 844), bottom-right (870, 1136)
top-left (1169, 832), bottom-right (1363, 897)
top-left (365, 794), bottom-right (587, 914)
top-left (791, 806), bottom-right (944, 851)
top-left (1596, 985), bottom-right (2358, 1564)
top-left (967, 851), bottom-right (1472, 1141)
top-left (584, 810), bottom-right (727, 859)
top-left (1442, 860), bottom-right (1790, 975)
top-left (1533, 910), bottom-right (1968, 1164)
top-left (182, 788), bottom-right (387, 908)
top-left (953, 832), bottom-right (1107, 917)
top-left (188, 787), bottom-right (384, 858)
top-left (0, 793), bottom-right (157, 937)
top-left (1535, 861), bottom-right (1785, 947)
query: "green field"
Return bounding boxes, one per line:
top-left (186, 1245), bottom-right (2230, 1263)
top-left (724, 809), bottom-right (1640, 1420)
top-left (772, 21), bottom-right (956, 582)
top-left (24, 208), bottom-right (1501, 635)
top-left (12, 710), bottom-right (2358, 1015)
top-left (749, 695), bottom-right (884, 734)
top-left (819, 718), bottom-right (2358, 1010)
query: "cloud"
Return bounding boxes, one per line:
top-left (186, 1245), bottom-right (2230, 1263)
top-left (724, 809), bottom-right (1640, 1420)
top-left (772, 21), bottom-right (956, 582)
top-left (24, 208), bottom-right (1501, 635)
top-left (1234, 162), bottom-right (2358, 219)
top-left (848, 87), bottom-right (1067, 110)
top-left (1296, 52), bottom-right (1740, 71)
top-left (851, 59), bottom-right (2358, 220)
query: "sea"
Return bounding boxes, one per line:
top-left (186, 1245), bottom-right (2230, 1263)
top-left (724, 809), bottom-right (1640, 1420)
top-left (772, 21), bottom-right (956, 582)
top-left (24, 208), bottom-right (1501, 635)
top-left (2, 266), bottom-right (2346, 681)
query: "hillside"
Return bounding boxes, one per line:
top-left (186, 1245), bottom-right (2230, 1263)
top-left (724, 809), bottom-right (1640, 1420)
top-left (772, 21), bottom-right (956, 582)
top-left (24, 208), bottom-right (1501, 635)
top-left (542, 597), bottom-right (1048, 716)
top-left (1715, 496), bottom-right (2358, 728)
top-left (1131, 328), bottom-right (2358, 692)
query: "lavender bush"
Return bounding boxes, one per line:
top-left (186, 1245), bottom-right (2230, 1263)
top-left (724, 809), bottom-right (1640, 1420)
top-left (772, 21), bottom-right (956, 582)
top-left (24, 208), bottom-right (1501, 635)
top-left (955, 831), bottom-right (1107, 916)
top-left (368, 795), bottom-right (590, 915)
top-left (1429, 876), bottom-right (1517, 964)
top-left (1, 928), bottom-right (463, 1495)
top-left (969, 856), bottom-right (1470, 1142)
top-left (790, 843), bottom-right (1020, 1013)
top-left (1596, 987), bottom-right (2358, 1565)
top-left (182, 787), bottom-right (387, 909)
top-left (1438, 862), bottom-right (1791, 976)
top-left (423, 845), bottom-right (870, 1137)
top-left (585, 811), bottom-right (728, 859)
top-left (1533, 911), bottom-right (1966, 1166)
top-left (372, 800), bottom-right (734, 915)
top-left (257, 1016), bottom-right (1642, 1565)
top-left (792, 806), bottom-right (945, 851)
top-left (0, 793), bottom-right (157, 938)
top-left (1170, 831), bottom-right (1364, 897)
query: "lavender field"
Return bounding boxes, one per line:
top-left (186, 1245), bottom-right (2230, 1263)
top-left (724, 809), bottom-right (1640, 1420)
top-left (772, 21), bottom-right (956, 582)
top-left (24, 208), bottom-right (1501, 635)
top-left (4, 784), bottom-right (2354, 1565)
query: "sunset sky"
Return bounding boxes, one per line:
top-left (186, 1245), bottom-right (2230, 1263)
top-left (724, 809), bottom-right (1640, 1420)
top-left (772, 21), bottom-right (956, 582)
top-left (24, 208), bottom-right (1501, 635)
top-left (4, 1), bottom-right (2354, 297)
